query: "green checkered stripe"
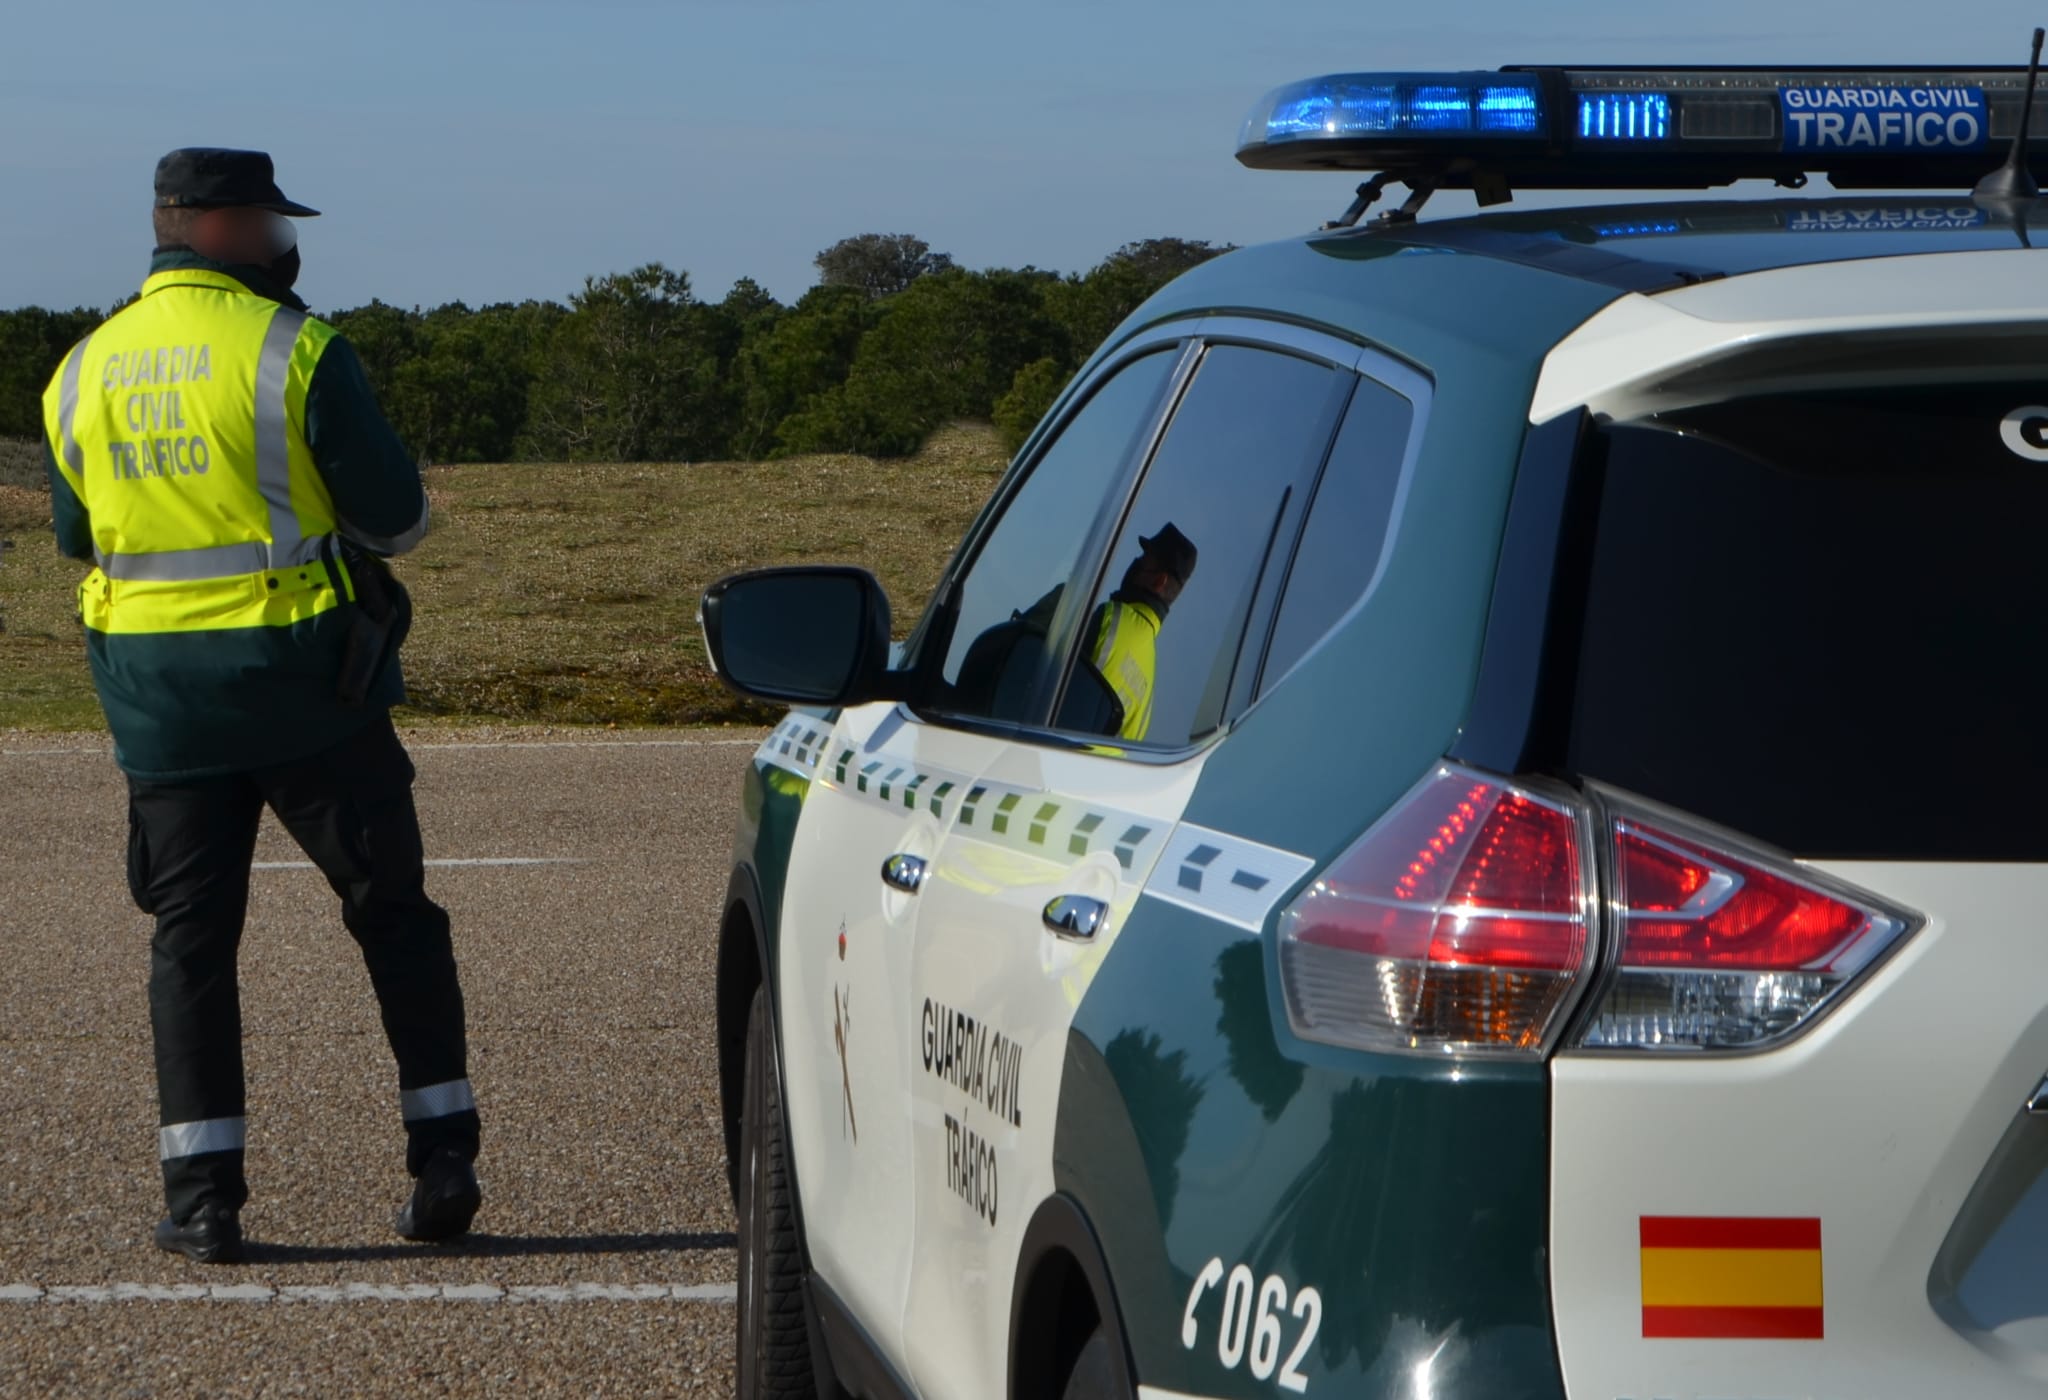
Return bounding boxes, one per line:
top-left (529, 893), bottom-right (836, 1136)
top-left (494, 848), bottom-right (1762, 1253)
top-left (755, 715), bottom-right (829, 779)
top-left (823, 745), bottom-right (1169, 873)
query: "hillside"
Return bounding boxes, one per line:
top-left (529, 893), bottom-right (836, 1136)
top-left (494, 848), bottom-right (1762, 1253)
top-left (0, 423), bottom-right (1007, 729)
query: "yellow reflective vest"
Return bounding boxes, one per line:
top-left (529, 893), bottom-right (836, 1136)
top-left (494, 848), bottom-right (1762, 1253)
top-left (40, 264), bottom-right (419, 779)
top-left (44, 268), bottom-right (354, 638)
top-left (1089, 598), bottom-right (1162, 741)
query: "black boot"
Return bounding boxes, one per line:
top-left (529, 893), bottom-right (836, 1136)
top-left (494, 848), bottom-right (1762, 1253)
top-left (396, 1146), bottom-right (481, 1242)
top-left (153, 1203), bottom-right (243, 1264)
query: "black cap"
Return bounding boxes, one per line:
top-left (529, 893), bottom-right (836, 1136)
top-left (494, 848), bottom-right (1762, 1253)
top-left (1138, 522), bottom-right (1198, 583)
top-left (153, 148), bottom-right (319, 217)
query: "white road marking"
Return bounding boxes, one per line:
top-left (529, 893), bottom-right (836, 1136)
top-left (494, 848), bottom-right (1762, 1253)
top-left (1, 736), bottom-right (765, 758)
top-left (408, 739), bottom-right (761, 751)
top-left (5, 1281), bottom-right (737, 1305)
top-left (250, 858), bottom-right (587, 871)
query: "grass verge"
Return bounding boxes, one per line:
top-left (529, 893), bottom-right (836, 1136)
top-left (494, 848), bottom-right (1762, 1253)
top-left (0, 437), bottom-right (45, 491)
top-left (0, 423), bottom-right (1007, 730)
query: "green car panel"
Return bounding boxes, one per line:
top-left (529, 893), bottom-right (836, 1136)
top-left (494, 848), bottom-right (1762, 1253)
top-left (1066, 899), bottom-right (1562, 1398)
top-left (1046, 236), bottom-right (1623, 1395)
top-left (1147, 238), bottom-right (1621, 858)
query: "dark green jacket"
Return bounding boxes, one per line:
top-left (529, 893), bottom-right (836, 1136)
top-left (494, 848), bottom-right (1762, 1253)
top-left (44, 250), bottom-right (425, 780)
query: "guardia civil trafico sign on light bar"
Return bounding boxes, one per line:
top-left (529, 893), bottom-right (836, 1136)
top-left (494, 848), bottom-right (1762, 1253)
top-left (1780, 84), bottom-right (1988, 153)
top-left (1236, 64), bottom-right (2047, 196)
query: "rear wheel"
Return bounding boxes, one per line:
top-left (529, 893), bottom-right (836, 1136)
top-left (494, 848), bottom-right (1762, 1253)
top-left (1059, 1326), bottom-right (1132, 1400)
top-left (737, 984), bottom-right (829, 1398)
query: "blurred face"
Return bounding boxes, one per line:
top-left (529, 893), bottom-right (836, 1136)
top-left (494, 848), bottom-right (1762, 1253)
top-left (189, 207), bottom-right (298, 266)
top-left (1126, 550), bottom-right (1186, 605)
top-left (1153, 560), bottom-right (1188, 605)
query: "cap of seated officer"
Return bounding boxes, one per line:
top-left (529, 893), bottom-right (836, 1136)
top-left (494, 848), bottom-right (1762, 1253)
top-left (152, 148), bottom-right (319, 288)
top-left (1136, 523), bottom-right (1198, 603)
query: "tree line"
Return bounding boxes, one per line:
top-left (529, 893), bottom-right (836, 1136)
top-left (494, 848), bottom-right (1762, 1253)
top-left (0, 234), bottom-right (1229, 467)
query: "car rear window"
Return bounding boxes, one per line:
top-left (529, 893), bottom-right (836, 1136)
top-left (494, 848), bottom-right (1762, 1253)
top-left (1561, 384), bottom-right (2048, 860)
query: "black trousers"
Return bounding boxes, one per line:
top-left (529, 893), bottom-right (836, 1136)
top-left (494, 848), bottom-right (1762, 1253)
top-left (125, 714), bottom-right (479, 1223)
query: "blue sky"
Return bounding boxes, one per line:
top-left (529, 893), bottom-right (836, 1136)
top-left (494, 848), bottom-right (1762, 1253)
top-left (5, 0), bottom-right (2044, 314)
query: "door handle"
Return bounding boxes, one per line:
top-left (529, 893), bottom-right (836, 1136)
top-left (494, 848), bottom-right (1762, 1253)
top-left (881, 853), bottom-right (929, 894)
top-left (1042, 895), bottom-right (1108, 942)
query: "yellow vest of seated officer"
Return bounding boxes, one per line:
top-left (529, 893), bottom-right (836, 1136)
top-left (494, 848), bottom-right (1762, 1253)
top-left (44, 268), bottom-right (353, 639)
top-left (1091, 598), bottom-right (1160, 742)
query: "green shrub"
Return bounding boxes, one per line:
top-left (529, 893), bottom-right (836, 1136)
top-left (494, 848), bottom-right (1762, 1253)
top-left (993, 358), bottom-right (1070, 455)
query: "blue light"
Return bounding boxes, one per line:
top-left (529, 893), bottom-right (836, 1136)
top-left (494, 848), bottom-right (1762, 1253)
top-left (1475, 86), bottom-right (1542, 132)
top-left (1590, 219), bottom-right (1683, 237)
top-left (1576, 93), bottom-right (1672, 141)
top-left (1248, 73), bottom-right (1548, 146)
top-left (1409, 85), bottom-right (1473, 132)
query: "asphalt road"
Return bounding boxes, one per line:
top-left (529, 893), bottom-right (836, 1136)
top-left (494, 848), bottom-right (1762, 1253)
top-left (0, 726), bottom-right (764, 1397)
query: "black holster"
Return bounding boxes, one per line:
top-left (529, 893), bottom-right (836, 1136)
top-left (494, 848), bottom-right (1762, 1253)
top-left (337, 546), bottom-right (413, 707)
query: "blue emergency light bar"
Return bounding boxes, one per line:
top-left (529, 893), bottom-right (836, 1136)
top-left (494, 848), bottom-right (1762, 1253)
top-left (1237, 66), bottom-right (2048, 194)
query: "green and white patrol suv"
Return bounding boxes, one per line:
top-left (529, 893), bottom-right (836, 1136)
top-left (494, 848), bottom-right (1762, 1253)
top-left (702, 55), bottom-right (2048, 1400)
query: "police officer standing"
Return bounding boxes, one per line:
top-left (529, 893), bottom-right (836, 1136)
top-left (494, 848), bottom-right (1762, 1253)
top-left (39, 150), bottom-right (482, 1263)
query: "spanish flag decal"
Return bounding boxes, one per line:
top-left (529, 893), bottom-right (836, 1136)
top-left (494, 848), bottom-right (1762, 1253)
top-left (1639, 1216), bottom-right (1824, 1340)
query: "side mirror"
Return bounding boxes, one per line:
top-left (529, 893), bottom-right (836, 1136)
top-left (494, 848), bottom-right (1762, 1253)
top-left (699, 566), bottom-right (895, 707)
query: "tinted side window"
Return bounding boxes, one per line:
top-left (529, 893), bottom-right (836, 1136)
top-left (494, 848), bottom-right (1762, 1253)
top-left (1056, 345), bottom-right (1344, 748)
top-left (1564, 383), bottom-right (2048, 858)
top-left (936, 350), bottom-right (1175, 724)
top-left (1260, 375), bottom-right (1416, 688)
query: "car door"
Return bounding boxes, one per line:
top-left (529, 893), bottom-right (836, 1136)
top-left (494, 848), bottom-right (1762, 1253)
top-left (778, 343), bottom-right (1186, 1373)
top-left (900, 332), bottom-right (1368, 1399)
top-left (775, 701), bottom-right (995, 1364)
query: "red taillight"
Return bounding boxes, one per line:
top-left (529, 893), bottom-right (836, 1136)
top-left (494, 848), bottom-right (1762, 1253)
top-left (1614, 823), bottom-right (1869, 971)
top-left (1429, 791), bottom-right (1585, 971)
top-left (1277, 765), bottom-right (1920, 1058)
top-left (1279, 765), bottom-right (1593, 1057)
top-left (1579, 807), bottom-right (1914, 1050)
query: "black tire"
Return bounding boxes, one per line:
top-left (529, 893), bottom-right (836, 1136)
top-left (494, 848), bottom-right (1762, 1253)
top-left (1059, 1326), bottom-right (1132, 1400)
top-left (737, 984), bottom-right (829, 1399)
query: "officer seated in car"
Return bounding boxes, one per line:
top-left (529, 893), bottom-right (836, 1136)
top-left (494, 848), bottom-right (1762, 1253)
top-left (950, 524), bottom-right (1198, 743)
top-left (1078, 524), bottom-right (1197, 742)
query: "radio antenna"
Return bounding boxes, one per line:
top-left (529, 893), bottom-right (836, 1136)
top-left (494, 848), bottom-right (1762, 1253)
top-left (1976, 27), bottom-right (2044, 201)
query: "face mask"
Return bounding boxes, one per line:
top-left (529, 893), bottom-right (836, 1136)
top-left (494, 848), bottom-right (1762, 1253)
top-left (270, 243), bottom-right (301, 290)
